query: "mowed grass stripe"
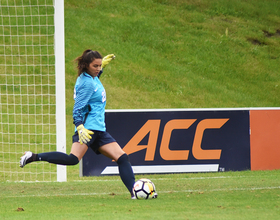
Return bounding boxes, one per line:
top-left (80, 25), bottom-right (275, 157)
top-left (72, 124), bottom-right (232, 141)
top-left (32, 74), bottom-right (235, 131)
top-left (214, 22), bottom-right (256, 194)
top-left (3, 185), bottom-right (280, 198)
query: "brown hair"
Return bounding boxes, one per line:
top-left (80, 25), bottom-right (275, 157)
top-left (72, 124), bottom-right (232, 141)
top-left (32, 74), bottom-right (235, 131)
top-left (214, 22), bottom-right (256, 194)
top-left (75, 50), bottom-right (103, 76)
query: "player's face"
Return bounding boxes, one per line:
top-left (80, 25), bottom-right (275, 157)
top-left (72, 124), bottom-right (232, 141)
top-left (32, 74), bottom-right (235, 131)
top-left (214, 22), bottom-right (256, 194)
top-left (87, 59), bottom-right (102, 77)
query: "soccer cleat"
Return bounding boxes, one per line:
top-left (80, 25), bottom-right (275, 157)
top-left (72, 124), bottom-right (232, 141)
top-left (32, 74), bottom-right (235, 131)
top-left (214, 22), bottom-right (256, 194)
top-left (19, 151), bottom-right (33, 168)
top-left (152, 192), bottom-right (158, 199)
top-left (131, 191), bottom-right (136, 200)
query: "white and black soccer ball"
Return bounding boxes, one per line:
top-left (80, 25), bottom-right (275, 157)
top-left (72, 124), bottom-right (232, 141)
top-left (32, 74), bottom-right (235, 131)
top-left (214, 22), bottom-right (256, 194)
top-left (132, 178), bottom-right (157, 200)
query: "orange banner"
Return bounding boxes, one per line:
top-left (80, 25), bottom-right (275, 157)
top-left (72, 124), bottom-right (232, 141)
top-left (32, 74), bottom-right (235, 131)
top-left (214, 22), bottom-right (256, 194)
top-left (250, 110), bottom-right (280, 170)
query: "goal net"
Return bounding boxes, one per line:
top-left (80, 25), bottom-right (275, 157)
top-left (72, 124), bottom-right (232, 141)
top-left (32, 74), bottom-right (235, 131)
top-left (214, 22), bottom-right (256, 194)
top-left (0, 0), bottom-right (66, 182)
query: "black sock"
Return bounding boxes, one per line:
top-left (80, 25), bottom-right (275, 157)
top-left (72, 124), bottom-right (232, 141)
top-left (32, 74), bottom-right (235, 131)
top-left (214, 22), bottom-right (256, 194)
top-left (26, 153), bottom-right (39, 165)
top-left (37, 152), bottom-right (79, 165)
top-left (117, 154), bottom-right (135, 193)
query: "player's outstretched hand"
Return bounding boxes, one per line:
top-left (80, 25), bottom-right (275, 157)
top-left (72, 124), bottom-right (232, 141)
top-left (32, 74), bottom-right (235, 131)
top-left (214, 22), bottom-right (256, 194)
top-left (101, 54), bottom-right (115, 69)
top-left (77, 124), bottom-right (94, 144)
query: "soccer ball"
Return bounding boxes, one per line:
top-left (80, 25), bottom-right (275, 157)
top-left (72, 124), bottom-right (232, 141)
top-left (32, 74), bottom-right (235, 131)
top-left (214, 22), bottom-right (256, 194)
top-left (132, 178), bottom-right (157, 200)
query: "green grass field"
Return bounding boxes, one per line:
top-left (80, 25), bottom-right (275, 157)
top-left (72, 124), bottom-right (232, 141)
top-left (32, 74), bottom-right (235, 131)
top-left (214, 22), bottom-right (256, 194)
top-left (1, 170), bottom-right (280, 219)
top-left (1, 0), bottom-right (280, 219)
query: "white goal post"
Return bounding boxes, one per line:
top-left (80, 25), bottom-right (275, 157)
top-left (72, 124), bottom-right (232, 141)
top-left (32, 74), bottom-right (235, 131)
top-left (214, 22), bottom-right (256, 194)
top-left (0, 0), bottom-right (66, 182)
top-left (54, 0), bottom-right (66, 182)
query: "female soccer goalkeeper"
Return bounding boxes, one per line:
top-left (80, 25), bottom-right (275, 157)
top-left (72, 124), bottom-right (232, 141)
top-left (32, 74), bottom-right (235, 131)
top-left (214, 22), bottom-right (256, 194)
top-left (20, 49), bottom-right (136, 198)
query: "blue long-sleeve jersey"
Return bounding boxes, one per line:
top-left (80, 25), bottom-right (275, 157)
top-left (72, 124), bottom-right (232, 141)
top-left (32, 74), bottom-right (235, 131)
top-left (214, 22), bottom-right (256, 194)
top-left (73, 71), bottom-right (106, 131)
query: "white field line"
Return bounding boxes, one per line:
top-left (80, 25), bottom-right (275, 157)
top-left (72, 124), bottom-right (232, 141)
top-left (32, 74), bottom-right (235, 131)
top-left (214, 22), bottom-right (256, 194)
top-left (160, 186), bottom-right (280, 194)
top-left (8, 175), bottom-right (243, 183)
top-left (3, 175), bottom-right (278, 198)
top-left (3, 186), bottom-right (280, 198)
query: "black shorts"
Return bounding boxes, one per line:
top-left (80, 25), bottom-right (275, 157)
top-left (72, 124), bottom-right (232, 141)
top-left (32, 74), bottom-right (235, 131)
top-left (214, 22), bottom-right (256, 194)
top-left (72, 130), bottom-right (116, 155)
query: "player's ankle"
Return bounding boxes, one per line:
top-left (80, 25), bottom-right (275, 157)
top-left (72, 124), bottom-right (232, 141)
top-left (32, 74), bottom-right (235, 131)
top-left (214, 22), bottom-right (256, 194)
top-left (26, 153), bottom-right (38, 164)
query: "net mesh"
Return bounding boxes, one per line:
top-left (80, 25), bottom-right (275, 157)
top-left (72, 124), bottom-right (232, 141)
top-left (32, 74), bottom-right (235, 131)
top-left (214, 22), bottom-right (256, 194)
top-left (0, 0), bottom-right (57, 181)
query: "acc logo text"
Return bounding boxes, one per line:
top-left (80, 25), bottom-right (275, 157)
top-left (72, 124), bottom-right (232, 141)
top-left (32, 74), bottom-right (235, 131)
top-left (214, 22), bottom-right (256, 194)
top-left (123, 119), bottom-right (229, 161)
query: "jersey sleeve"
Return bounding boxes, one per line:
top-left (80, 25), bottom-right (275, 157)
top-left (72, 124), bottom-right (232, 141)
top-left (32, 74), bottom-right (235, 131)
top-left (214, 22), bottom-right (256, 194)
top-left (73, 79), bottom-right (94, 128)
top-left (97, 69), bottom-right (103, 78)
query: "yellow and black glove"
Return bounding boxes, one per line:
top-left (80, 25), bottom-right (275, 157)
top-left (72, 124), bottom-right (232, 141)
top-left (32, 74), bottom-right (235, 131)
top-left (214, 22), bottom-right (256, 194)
top-left (77, 124), bottom-right (94, 144)
top-left (101, 54), bottom-right (115, 69)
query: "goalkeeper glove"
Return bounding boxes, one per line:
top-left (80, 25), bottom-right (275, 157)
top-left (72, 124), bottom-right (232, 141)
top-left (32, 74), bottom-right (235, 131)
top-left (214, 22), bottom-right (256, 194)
top-left (101, 54), bottom-right (115, 69)
top-left (77, 124), bottom-right (94, 144)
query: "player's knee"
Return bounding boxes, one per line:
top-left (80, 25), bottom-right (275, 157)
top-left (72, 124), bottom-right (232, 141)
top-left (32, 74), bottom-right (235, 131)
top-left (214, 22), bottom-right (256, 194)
top-left (69, 153), bottom-right (79, 165)
top-left (116, 153), bottom-right (129, 165)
